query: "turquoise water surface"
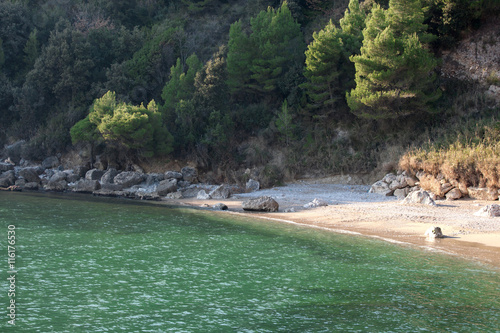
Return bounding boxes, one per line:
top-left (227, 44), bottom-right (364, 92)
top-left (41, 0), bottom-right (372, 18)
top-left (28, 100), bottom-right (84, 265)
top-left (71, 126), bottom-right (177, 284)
top-left (0, 192), bottom-right (499, 332)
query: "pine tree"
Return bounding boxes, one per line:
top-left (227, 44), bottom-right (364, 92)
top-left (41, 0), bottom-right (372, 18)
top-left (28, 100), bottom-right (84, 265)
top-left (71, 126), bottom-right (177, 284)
top-left (249, 2), bottom-right (304, 94)
top-left (226, 20), bottom-right (255, 95)
top-left (303, 20), bottom-right (344, 109)
top-left (302, 0), bottom-right (365, 112)
top-left (227, 2), bottom-right (305, 100)
top-left (346, 2), bottom-right (440, 119)
top-left (339, 0), bottom-right (366, 55)
top-left (23, 28), bottom-right (39, 69)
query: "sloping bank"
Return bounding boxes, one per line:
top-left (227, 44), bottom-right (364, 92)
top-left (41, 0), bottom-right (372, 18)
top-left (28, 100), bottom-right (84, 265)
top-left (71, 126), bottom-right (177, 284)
top-left (1, 157), bottom-right (500, 269)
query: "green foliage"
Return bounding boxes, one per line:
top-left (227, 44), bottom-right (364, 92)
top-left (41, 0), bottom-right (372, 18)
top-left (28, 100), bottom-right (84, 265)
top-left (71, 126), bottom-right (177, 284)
top-left (347, 1), bottom-right (441, 119)
top-left (275, 99), bottom-right (295, 146)
top-left (23, 28), bottom-right (39, 70)
top-left (0, 38), bottom-right (4, 69)
top-left (161, 53), bottom-right (203, 120)
top-left (424, 0), bottom-right (484, 48)
top-left (226, 20), bottom-right (254, 95)
top-left (303, 21), bottom-right (344, 110)
top-left (70, 115), bottom-right (99, 145)
top-left (303, 0), bottom-right (365, 114)
top-left (83, 91), bottom-right (173, 157)
top-left (227, 2), bottom-right (305, 100)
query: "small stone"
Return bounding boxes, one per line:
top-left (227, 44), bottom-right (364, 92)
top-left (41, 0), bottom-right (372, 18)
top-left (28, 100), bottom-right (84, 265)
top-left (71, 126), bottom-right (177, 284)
top-left (212, 203), bottom-right (228, 210)
top-left (424, 226), bottom-right (444, 239)
top-left (303, 198), bottom-right (328, 208)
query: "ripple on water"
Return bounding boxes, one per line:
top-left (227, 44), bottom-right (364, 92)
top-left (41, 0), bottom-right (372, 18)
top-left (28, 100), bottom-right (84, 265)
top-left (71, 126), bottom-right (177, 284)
top-left (0, 192), bottom-right (498, 332)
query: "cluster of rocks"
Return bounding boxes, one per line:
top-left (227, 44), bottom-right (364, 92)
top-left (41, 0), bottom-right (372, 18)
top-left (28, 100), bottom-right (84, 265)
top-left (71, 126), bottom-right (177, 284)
top-left (370, 171), bottom-right (500, 203)
top-left (369, 171), bottom-right (419, 199)
top-left (0, 156), bottom-right (263, 204)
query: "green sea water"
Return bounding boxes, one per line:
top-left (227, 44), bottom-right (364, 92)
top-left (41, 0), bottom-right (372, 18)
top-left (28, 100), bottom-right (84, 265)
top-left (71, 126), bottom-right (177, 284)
top-left (0, 191), bottom-right (499, 332)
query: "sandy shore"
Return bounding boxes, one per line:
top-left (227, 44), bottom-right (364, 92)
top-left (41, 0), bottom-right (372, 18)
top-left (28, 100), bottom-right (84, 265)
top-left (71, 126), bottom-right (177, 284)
top-left (167, 181), bottom-right (500, 269)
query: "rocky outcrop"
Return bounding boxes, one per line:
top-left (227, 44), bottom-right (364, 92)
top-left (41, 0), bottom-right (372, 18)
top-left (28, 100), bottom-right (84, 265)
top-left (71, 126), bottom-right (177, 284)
top-left (209, 185), bottom-right (231, 199)
top-left (242, 196), bottom-right (279, 212)
top-left (181, 167), bottom-right (198, 183)
top-left (18, 168), bottom-right (41, 183)
top-left (85, 168), bottom-right (105, 181)
top-left (0, 170), bottom-right (16, 187)
top-left (304, 198), bottom-right (328, 208)
top-left (157, 179), bottom-right (178, 196)
top-left (0, 162), bottom-right (14, 172)
top-left (401, 189), bottom-right (436, 206)
top-left (41, 156), bottom-right (59, 169)
top-left (101, 168), bottom-right (119, 184)
top-left (474, 204), bottom-right (500, 217)
top-left (74, 179), bottom-right (101, 193)
top-left (49, 171), bottom-right (67, 183)
top-left (24, 182), bottom-right (39, 190)
top-left (113, 171), bottom-right (145, 188)
top-left (445, 188), bottom-right (463, 200)
top-left (246, 179), bottom-right (260, 192)
top-left (45, 180), bottom-right (68, 192)
top-left (197, 190), bottom-right (211, 200)
top-left (165, 171), bottom-right (183, 180)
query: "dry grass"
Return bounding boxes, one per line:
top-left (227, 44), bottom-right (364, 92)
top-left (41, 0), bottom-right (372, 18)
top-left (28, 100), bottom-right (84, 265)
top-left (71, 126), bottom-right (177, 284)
top-left (400, 135), bottom-right (500, 189)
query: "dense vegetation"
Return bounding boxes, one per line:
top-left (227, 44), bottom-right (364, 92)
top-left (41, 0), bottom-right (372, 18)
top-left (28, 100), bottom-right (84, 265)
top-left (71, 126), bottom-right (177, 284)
top-left (0, 0), bottom-right (499, 183)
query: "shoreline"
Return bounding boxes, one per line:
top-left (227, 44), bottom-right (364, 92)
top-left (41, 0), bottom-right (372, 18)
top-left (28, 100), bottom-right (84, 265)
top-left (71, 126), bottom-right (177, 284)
top-left (167, 182), bottom-right (500, 269)
top-left (5, 182), bottom-right (500, 269)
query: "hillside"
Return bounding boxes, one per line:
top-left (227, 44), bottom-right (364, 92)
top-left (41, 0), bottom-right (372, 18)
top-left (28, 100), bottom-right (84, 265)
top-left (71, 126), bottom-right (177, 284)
top-left (1, 0), bottom-right (499, 187)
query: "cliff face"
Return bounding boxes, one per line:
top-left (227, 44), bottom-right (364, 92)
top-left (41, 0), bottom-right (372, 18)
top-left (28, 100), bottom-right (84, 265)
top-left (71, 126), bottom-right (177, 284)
top-left (441, 18), bottom-right (500, 101)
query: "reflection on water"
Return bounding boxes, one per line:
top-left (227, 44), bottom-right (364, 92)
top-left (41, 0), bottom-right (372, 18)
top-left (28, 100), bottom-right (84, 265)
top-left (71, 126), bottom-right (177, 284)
top-left (1, 192), bottom-right (499, 332)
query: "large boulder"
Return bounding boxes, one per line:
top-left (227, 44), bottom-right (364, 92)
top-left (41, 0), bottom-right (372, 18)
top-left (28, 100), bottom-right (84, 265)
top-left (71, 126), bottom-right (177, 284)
top-left (0, 162), bottom-right (14, 172)
top-left (145, 173), bottom-right (165, 186)
top-left (74, 165), bottom-right (89, 178)
top-left (401, 189), bottom-right (437, 206)
top-left (101, 168), bottom-right (119, 184)
top-left (474, 204), bottom-right (500, 217)
top-left (85, 168), bottom-right (105, 181)
top-left (209, 185), bottom-right (231, 199)
top-left (157, 179), bottom-right (178, 196)
top-left (113, 171), bottom-right (145, 188)
top-left (467, 187), bottom-right (499, 201)
top-left (66, 174), bottom-right (81, 183)
top-left (242, 196), bottom-right (279, 212)
top-left (74, 179), bottom-right (101, 193)
top-left (18, 168), bottom-right (40, 183)
top-left (394, 187), bottom-right (410, 200)
top-left (45, 180), bottom-right (68, 192)
top-left (41, 156), bottom-right (59, 169)
top-left (49, 171), bottom-right (67, 183)
top-left (197, 190), bottom-right (211, 200)
top-left (181, 166), bottom-right (198, 183)
top-left (165, 171), bottom-right (183, 180)
top-left (246, 179), bottom-right (260, 192)
top-left (24, 182), bottom-right (39, 190)
top-left (0, 170), bottom-right (16, 187)
top-left (445, 188), bottom-right (463, 200)
top-left (369, 180), bottom-right (393, 196)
